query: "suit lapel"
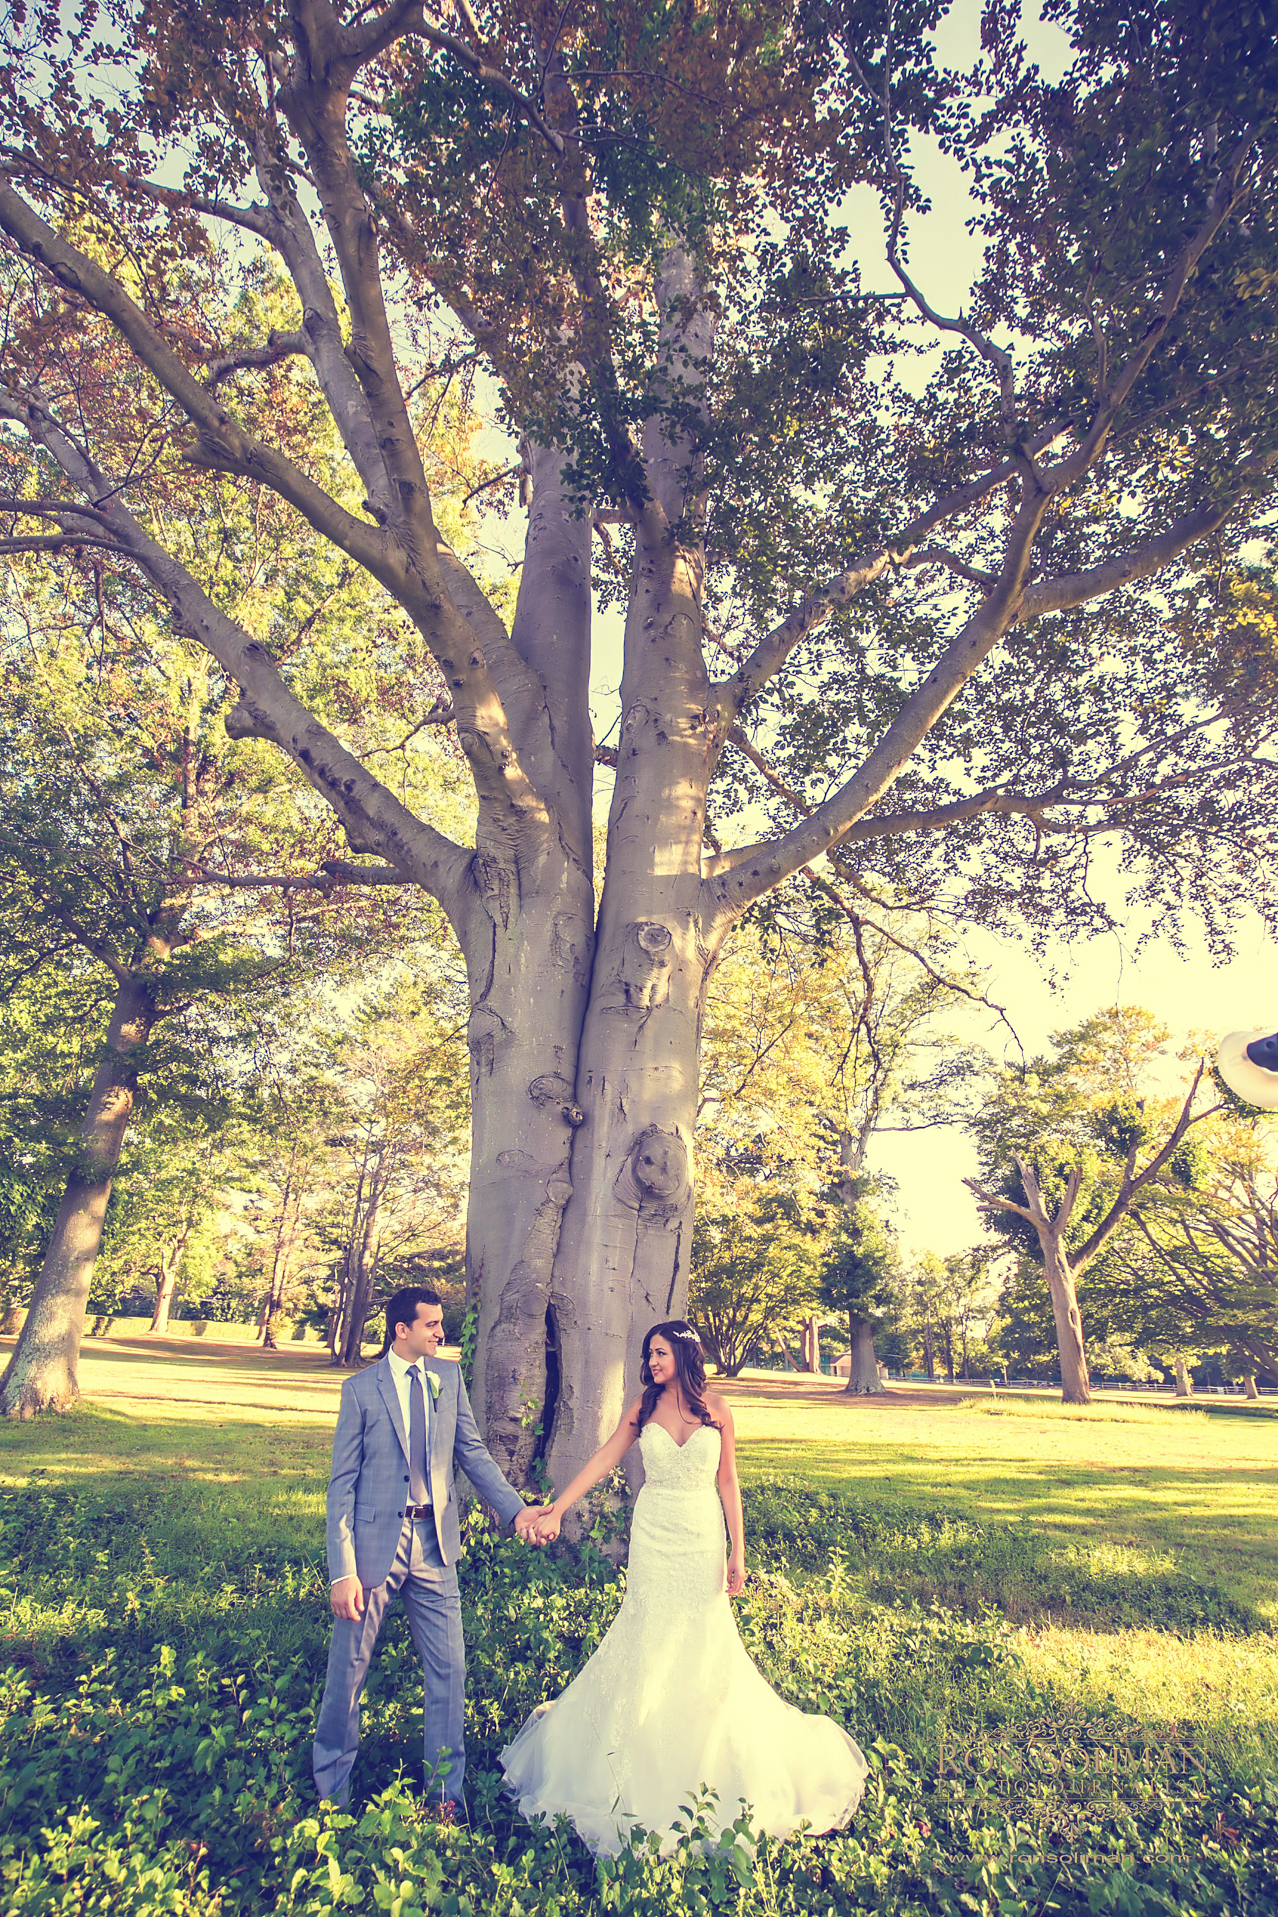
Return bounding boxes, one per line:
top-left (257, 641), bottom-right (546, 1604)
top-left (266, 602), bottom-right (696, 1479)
top-left (427, 1365), bottom-right (451, 1498)
top-left (427, 1372), bottom-right (448, 1456)
top-left (376, 1357), bottom-right (410, 1465)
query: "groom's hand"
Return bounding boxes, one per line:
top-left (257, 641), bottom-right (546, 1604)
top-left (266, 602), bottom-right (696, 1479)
top-left (331, 1576), bottom-right (365, 1620)
top-left (514, 1506), bottom-right (549, 1545)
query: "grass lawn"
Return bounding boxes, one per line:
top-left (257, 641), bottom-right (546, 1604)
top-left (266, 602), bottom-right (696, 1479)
top-left (0, 1333), bottom-right (1274, 1915)
top-left (722, 1372), bottom-right (1278, 1613)
top-left (722, 1372), bottom-right (1278, 1769)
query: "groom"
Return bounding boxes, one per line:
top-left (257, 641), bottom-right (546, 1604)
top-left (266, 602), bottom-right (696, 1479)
top-left (313, 1285), bottom-right (544, 1811)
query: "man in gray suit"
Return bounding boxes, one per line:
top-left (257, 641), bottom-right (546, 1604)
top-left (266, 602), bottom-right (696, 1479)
top-left (313, 1285), bottom-right (543, 1812)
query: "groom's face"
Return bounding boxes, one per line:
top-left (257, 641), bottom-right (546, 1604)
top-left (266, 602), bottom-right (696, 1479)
top-left (395, 1303), bottom-right (444, 1361)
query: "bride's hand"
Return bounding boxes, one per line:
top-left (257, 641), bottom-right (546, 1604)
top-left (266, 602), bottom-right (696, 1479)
top-left (534, 1509), bottom-right (562, 1544)
top-left (726, 1552), bottom-right (746, 1597)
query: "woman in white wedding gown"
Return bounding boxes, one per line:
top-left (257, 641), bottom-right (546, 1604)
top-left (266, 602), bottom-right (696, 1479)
top-left (499, 1321), bottom-right (867, 1856)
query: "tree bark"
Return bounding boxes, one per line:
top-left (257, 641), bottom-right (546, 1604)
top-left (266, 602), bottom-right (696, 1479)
top-left (844, 1313), bottom-right (885, 1394)
top-left (148, 1210), bottom-right (196, 1337)
top-left (1244, 1374), bottom-right (1259, 1400)
top-left (148, 1246), bottom-right (181, 1336)
top-left (923, 1320), bottom-right (935, 1382)
top-left (967, 1162), bottom-right (1092, 1405)
top-left (261, 1152), bottom-right (304, 1351)
top-left (541, 468), bottom-right (715, 1500)
top-left (338, 1167), bottom-right (384, 1367)
top-left (802, 1314), bottom-right (821, 1372)
top-left (1043, 1237), bottom-right (1091, 1405)
top-left (0, 973), bottom-right (156, 1416)
top-left (1174, 1353), bottom-right (1194, 1398)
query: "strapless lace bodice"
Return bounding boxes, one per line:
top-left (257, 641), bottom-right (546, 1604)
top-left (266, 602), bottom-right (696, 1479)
top-left (501, 1404), bottom-right (866, 1856)
top-left (638, 1418), bottom-right (721, 1488)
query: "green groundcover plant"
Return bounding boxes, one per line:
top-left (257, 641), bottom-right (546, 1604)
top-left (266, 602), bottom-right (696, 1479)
top-left (0, 1476), bottom-right (1274, 1916)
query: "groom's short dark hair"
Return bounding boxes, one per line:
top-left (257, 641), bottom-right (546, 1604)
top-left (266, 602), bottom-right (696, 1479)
top-left (382, 1286), bottom-right (443, 1352)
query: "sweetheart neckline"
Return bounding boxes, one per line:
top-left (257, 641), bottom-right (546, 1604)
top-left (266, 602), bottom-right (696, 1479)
top-left (643, 1420), bottom-right (718, 1453)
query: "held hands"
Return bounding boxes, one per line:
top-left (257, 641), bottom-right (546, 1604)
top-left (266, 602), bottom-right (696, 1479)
top-left (514, 1504), bottom-right (554, 1546)
top-left (532, 1508), bottom-right (561, 1544)
top-left (726, 1551), bottom-right (746, 1598)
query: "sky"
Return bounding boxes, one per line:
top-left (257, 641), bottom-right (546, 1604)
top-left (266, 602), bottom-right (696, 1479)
top-left (469, 2), bottom-right (1277, 1259)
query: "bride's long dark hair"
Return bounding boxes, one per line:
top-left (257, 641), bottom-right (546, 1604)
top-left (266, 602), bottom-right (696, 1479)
top-left (637, 1321), bottom-right (719, 1431)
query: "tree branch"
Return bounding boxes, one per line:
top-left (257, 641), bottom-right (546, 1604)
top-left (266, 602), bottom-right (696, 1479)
top-left (177, 857), bottom-right (410, 890)
top-left (1073, 1063), bottom-right (1217, 1269)
top-left (0, 387), bottom-right (476, 927)
top-left (714, 423), bottom-right (1071, 719)
top-left (336, 2), bottom-right (566, 152)
top-left (0, 182), bottom-right (394, 577)
top-left (1018, 494), bottom-right (1262, 621)
top-left (204, 334), bottom-right (308, 389)
top-left (705, 480), bottom-right (1055, 920)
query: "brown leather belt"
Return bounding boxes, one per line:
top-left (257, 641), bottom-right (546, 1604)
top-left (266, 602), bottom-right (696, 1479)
top-left (403, 1503), bottom-right (433, 1521)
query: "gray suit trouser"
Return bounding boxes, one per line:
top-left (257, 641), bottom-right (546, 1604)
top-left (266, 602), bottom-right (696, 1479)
top-left (313, 1517), bottom-right (465, 1809)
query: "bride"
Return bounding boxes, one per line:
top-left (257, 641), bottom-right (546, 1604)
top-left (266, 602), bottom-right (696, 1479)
top-left (499, 1320), bottom-right (868, 1856)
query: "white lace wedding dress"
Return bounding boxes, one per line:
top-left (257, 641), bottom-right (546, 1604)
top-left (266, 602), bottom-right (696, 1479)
top-left (499, 1420), bottom-right (868, 1856)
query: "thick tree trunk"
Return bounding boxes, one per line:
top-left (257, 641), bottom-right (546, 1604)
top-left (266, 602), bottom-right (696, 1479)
top-left (463, 875), bottom-right (593, 1480)
top-left (149, 1250), bottom-right (180, 1336)
top-left (0, 974), bottom-right (155, 1417)
top-left (1042, 1239), bottom-right (1091, 1405)
top-left (461, 443), bottom-right (596, 1485)
top-left (1238, 1336), bottom-right (1278, 1386)
top-left (544, 511), bottom-right (715, 1499)
top-left (148, 1217), bottom-right (194, 1337)
top-left (1244, 1374), bottom-right (1259, 1400)
top-left (923, 1321), bottom-right (935, 1382)
top-left (1174, 1353), bottom-right (1194, 1398)
top-left (802, 1314), bottom-right (821, 1372)
top-left (844, 1313), bottom-right (885, 1394)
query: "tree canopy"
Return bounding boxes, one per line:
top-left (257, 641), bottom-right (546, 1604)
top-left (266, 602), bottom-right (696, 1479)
top-left (1, 0), bottom-right (1275, 1466)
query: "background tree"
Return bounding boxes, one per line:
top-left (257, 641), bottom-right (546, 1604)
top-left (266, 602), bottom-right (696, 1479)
top-left (818, 1181), bottom-right (900, 1394)
top-left (0, 537), bottom-right (412, 1412)
top-left (1107, 1112), bottom-right (1278, 1389)
top-left (688, 1182), bottom-right (825, 1378)
top-left (696, 905), bottom-right (990, 1381)
top-left (1, 3), bottom-right (1275, 1480)
top-left (315, 973), bottom-right (470, 1365)
top-left (966, 1007), bottom-right (1221, 1403)
top-left (234, 1087), bottom-right (330, 1351)
top-left (90, 1113), bottom-right (252, 1335)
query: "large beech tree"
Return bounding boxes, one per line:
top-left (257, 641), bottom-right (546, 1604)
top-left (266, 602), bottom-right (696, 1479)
top-left (1, 2), bottom-right (1276, 1480)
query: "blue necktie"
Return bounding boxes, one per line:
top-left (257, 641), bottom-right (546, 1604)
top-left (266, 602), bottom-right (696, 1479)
top-left (407, 1364), bottom-right (429, 1507)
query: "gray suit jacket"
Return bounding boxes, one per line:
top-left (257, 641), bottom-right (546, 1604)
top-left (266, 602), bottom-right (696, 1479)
top-left (325, 1353), bottom-right (526, 1585)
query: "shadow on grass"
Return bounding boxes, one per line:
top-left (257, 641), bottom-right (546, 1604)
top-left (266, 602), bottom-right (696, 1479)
top-left (0, 1405), bottom-right (333, 1485)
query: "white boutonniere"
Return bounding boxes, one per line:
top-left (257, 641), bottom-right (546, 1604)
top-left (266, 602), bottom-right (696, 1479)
top-left (424, 1369), bottom-right (443, 1404)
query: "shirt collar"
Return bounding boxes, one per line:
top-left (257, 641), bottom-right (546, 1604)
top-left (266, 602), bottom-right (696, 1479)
top-left (387, 1347), bottom-right (422, 1381)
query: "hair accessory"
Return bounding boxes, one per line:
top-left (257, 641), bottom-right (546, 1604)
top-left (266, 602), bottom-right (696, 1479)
top-left (672, 1327), bottom-right (699, 1341)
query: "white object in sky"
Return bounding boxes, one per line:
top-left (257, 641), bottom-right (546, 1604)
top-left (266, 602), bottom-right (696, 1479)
top-left (1217, 1030), bottom-right (1278, 1110)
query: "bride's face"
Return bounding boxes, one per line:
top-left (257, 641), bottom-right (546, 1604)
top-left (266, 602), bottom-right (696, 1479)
top-left (647, 1336), bottom-right (676, 1386)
